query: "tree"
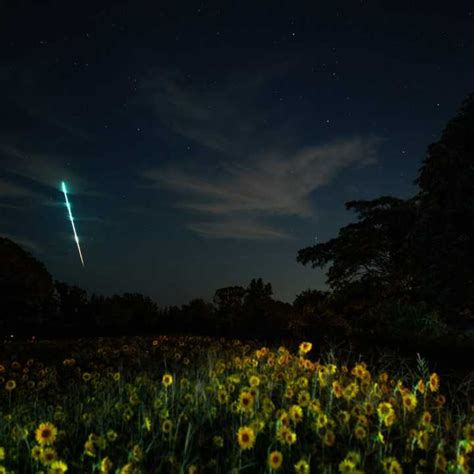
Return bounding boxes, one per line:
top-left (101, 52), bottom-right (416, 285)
top-left (297, 196), bottom-right (419, 306)
top-left (297, 93), bottom-right (474, 327)
top-left (0, 237), bottom-right (55, 334)
top-left (180, 298), bottom-right (215, 335)
top-left (54, 281), bottom-right (90, 334)
top-left (213, 286), bottom-right (246, 334)
top-left (408, 94), bottom-right (474, 320)
top-left (241, 278), bottom-right (274, 336)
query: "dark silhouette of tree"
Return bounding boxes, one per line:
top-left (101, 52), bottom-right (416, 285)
top-left (53, 281), bottom-right (90, 334)
top-left (180, 298), bottom-right (215, 335)
top-left (0, 237), bottom-right (55, 334)
top-left (297, 197), bottom-right (419, 307)
top-left (407, 94), bottom-right (474, 321)
top-left (297, 93), bottom-right (474, 327)
top-left (213, 286), bottom-right (246, 334)
top-left (293, 289), bottom-right (331, 318)
top-left (241, 278), bottom-right (274, 336)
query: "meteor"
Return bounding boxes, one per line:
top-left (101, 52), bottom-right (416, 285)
top-left (61, 181), bottom-right (85, 267)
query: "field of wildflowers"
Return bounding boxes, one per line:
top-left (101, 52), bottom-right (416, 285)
top-left (0, 336), bottom-right (472, 473)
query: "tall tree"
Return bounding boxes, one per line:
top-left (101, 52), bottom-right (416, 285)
top-left (408, 94), bottom-right (474, 319)
top-left (0, 237), bottom-right (55, 333)
top-left (297, 196), bottom-right (419, 304)
top-left (297, 93), bottom-right (474, 325)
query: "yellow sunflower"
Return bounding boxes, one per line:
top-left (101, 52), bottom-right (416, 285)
top-left (299, 342), bottom-right (312, 354)
top-left (294, 459), bottom-right (310, 474)
top-left (236, 426), bottom-right (256, 450)
top-left (35, 422), bottom-right (58, 446)
top-left (429, 373), bottom-right (440, 392)
top-left (162, 373), bottom-right (173, 387)
top-left (100, 456), bottom-right (114, 474)
top-left (5, 380), bottom-right (16, 391)
top-left (40, 447), bottom-right (57, 465)
top-left (238, 390), bottom-right (254, 413)
top-left (268, 450), bottom-right (283, 470)
top-left (402, 392), bottom-right (417, 412)
top-left (162, 419), bottom-right (173, 434)
top-left (49, 460), bottom-right (68, 473)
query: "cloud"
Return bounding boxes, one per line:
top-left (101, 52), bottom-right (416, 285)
top-left (0, 143), bottom-right (100, 198)
top-left (187, 218), bottom-right (293, 240)
top-left (140, 70), bottom-right (382, 240)
top-left (0, 178), bottom-right (42, 199)
top-left (142, 136), bottom-right (380, 238)
top-left (142, 62), bottom-right (295, 156)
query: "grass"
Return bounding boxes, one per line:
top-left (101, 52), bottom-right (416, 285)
top-left (0, 335), bottom-right (473, 473)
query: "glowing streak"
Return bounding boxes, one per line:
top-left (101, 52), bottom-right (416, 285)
top-left (61, 181), bottom-right (85, 266)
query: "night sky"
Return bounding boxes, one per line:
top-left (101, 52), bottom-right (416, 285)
top-left (1, 2), bottom-right (473, 306)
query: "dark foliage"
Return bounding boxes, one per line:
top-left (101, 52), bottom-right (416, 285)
top-left (297, 93), bottom-right (474, 328)
top-left (0, 237), bottom-right (55, 333)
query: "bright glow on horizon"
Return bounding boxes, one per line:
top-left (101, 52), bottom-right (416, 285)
top-left (61, 181), bottom-right (85, 267)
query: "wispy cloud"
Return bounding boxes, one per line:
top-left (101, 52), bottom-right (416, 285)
top-left (0, 143), bottom-right (100, 199)
top-left (140, 69), bottom-right (382, 240)
top-left (0, 178), bottom-right (42, 199)
top-left (143, 136), bottom-right (380, 239)
top-left (144, 136), bottom-right (379, 218)
top-left (187, 218), bottom-right (293, 240)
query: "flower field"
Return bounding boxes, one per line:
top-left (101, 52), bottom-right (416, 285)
top-left (0, 336), bottom-right (472, 473)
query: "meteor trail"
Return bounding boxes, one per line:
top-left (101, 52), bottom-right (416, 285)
top-left (61, 181), bottom-right (85, 267)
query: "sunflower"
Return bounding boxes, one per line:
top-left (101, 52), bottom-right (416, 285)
top-left (294, 459), bottom-right (310, 474)
top-left (238, 391), bottom-right (254, 413)
top-left (284, 430), bottom-right (297, 445)
top-left (120, 463), bottom-right (135, 474)
top-left (268, 450), bottom-right (283, 470)
top-left (217, 388), bottom-right (229, 404)
top-left (162, 419), bottom-right (173, 434)
top-left (289, 405), bottom-right (303, 423)
top-left (236, 426), bottom-right (256, 450)
top-left (82, 372), bottom-right (91, 382)
top-left (463, 423), bottom-right (474, 441)
top-left (49, 460), bottom-right (68, 473)
top-left (162, 373), bottom-right (173, 387)
top-left (299, 342), bottom-right (312, 354)
top-left (40, 447), bottom-right (57, 465)
top-left (31, 445), bottom-right (42, 460)
top-left (420, 411), bottom-right (432, 426)
top-left (415, 378), bottom-right (425, 394)
top-left (342, 383), bottom-right (359, 401)
top-left (323, 429), bottom-right (335, 447)
top-left (417, 430), bottom-right (429, 450)
top-left (188, 465), bottom-right (198, 474)
top-left (332, 381), bottom-right (343, 398)
top-left (35, 422), bottom-right (58, 446)
top-left (249, 375), bottom-right (260, 387)
top-left (429, 373), bottom-right (440, 392)
top-left (354, 425), bottom-right (367, 440)
top-left (100, 457), bottom-right (114, 474)
top-left (402, 392), bottom-right (417, 412)
top-left (434, 452), bottom-right (447, 471)
top-left (377, 402), bottom-right (396, 426)
top-left (381, 457), bottom-right (403, 474)
top-left (338, 459), bottom-right (356, 473)
top-left (5, 379), bottom-right (16, 391)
